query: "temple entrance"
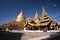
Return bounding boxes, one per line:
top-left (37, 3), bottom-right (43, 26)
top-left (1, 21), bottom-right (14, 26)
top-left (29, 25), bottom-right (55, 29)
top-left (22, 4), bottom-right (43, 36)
top-left (33, 26), bottom-right (39, 30)
top-left (40, 26), bottom-right (47, 30)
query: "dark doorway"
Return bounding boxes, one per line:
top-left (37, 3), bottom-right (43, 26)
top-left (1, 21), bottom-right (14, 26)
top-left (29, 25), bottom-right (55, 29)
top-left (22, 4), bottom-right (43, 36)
top-left (41, 26), bottom-right (46, 30)
top-left (33, 26), bottom-right (38, 30)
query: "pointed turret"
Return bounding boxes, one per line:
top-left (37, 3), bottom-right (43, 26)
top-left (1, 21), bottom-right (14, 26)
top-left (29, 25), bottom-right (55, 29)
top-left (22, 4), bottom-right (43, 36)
top-left (42, 7), bottom-right (48, 18)
top-left (35, 11), bottom-right (40, 19)
top-left (41, 7), bottom-right (50, 19)
top-left (17, 10), bottom-right (25, 18)
top-left (16, 10), bottom-right (26, 22)
top-left (34, 11), bottom-right (40, 24)
top-left (40, 7), bottom-right (51, 26)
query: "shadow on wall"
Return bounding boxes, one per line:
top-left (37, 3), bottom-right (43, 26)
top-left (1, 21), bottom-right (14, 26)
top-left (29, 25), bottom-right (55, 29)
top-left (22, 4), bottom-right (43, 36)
top-left (0, 31), bottom-right (23, 40)
top-left (41, 32), bottom-right (60, 40)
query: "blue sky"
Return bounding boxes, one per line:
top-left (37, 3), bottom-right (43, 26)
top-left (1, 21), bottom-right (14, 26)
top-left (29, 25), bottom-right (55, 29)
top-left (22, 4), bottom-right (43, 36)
top-left (0, 0), bottom-right (60, 25)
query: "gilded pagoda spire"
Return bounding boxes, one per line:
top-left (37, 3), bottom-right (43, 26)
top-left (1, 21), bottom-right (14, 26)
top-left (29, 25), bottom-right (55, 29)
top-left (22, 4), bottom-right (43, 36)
top-left (40, 7), bottom-right (51, 25)
top-left (35, 11), bottom-right (40, 19)
top-left (16, 10), bottom-right (25, 22)
top-left (34, 11), bottom-right (40, 24)
top-left (42, 7), bottom-right (48, 18)
top-left (17, 10), bottom-right (25, 18)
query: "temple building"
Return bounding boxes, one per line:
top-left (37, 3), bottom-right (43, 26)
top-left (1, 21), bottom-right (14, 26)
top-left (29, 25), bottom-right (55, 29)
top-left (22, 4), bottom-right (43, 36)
top-left (24, 7), bottom-right (58, 30)
top-left (1, 7), bottom-right (58, 31)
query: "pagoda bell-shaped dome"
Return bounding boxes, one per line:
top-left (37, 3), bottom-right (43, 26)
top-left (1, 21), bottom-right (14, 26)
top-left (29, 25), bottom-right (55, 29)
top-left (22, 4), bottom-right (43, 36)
top-left (16, 10), bottom-right (26, 22)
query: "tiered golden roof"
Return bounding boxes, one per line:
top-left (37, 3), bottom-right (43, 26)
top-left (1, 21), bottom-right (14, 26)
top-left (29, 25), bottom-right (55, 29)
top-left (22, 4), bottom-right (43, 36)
top-left (40, 7), bottom-right (51, 26)
top-left (26, 7), bottom-right (52, 26)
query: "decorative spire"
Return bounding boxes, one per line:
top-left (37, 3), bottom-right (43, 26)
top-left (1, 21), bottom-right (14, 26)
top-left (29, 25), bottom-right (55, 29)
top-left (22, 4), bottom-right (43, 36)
top-left (40, 7), bottom-right (51, 22)
top-left (17, 10), bottom-right (25, 18)
top-left (35, 11), bottom-right (40, 19)
top-left (42, 7), bottom-right (48, 17)
top-left (16, 10), bottom-right (25, 22)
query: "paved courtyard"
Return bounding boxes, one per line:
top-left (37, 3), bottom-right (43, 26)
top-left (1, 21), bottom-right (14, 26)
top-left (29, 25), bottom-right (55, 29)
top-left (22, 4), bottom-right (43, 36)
top-left (9, 30), bottom-right (60, 40)
top-left (21, 32), bottom-right (55, 40)
top-left (0, 30), bottom-right (60, 40)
